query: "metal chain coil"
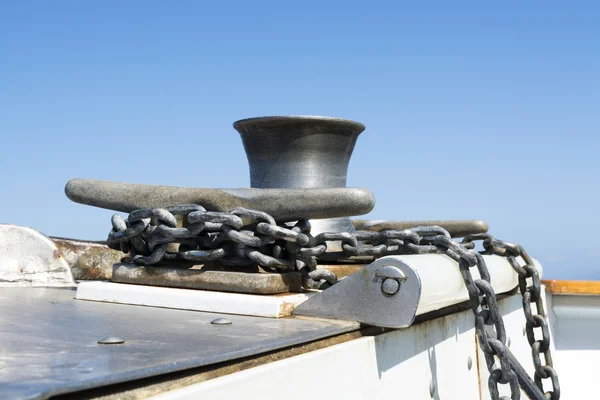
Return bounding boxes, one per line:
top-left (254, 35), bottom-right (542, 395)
top-left (107, 205), bottom-right (559, 400)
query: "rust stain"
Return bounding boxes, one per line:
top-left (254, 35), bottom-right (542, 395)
top-left (76, 265), bottom-right (112, 280)
top-left (53, 238), bottom-right (123, 280)
top-left (474, 329), bottom-right (483, 400)
top-left (317, 264), bottom-right (366, 279)
top-left (278, 299), bottom-right (296, 316)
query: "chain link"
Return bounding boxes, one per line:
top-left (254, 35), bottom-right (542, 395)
top-left (462, 235), bottom-right (560, 399)
top-left (107, 205), bottom-right (432, 289)
top-left (107, 205), bottom-right (559, 399)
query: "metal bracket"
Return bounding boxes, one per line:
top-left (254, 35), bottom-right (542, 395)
top-left (293, 256), bottom-right (421, 328)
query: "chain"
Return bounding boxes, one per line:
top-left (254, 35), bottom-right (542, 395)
top-left (107, 205), bottom-right (559, 399)
top-left (463, 234), bottom-right (560, 400)
top-left (106, 205), bottom-right (428, 289)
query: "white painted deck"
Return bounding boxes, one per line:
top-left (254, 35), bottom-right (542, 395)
top-left (148, 293), bottom-right (539, 400)
top-left (143, 286), bottom-right (595, 399)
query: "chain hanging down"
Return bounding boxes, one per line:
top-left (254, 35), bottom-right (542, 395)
top-left (107, 204), bottom-right (559, 400)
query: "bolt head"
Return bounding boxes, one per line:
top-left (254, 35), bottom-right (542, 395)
top-left (381, 278), bottom-right (400, 296)
top-left (211, 318), bottom-right (232, 325)
top-left (97, 336), bottom-right (125, 345)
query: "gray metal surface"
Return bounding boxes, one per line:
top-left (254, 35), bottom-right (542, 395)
top-left (234, 115), bottom-right (365, 234)
top-left (111, 263), bottom-right (302, 294)
top-left (65, 178), bottom-right (375, 222)
top-left (293, 256), bottom-right (422, 328)
top-left (233, 116), bottom-right (364, 189)
top-left (352, 219), bottom-right (489, 238)
top-left (0, 288), bottom-right (359, 400)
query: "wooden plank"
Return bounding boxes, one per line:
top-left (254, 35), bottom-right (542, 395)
top-left (543, 280), bottom-right (600, 295)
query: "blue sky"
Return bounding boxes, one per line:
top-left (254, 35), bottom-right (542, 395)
top-left (1, 2), bottom-right (598, 279)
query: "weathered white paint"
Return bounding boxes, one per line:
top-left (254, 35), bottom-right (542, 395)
top-left (149, 304), bottom-right (482, 400)
top-left (0, 224), bottom-right (75, 287)
top-left (398, 254), bottom-right (525, 315)
top-left (146, 292), bottom-right (558, 400)
top-left (76, 281), bottom-right (315, 318)
top-left (546, 293), bottom-right (600, 399)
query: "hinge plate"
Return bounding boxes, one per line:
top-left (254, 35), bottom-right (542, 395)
top-left (293, 256), bottom-right (421, 328)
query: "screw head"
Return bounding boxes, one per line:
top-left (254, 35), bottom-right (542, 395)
top-left (211, 318), bottom-right (232, 325)
top-left (467, 356), bottom-right (473, 370)
top-left (381, 278), bottom-right (400, 296)
top-left (97, 336), bottom-right (125, 345)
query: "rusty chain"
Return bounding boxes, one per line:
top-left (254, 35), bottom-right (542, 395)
top-left (107, 205), bottom-right (559, 400)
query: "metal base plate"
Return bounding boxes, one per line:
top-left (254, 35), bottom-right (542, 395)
top-left (294, 257), bottom-right (422, 328)
top-left (0, 288), bottom-right (358, 400)
top-left (111, 263), bottom-right (302, 294)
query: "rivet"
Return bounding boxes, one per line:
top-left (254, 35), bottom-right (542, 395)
top-left (467, 356), bottom-right (473, 370)
top-left (429, 379), bottom-right (436, 397)
top-left (97, 336), bottom-right (125, 345)
top-left (211, 318), bottom-right (232, 325)
top-left (381, 278), bottom-right (400, 296)
top-left (507, 337), bottom-right (512, 347)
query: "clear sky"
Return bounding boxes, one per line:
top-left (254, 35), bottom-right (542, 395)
top-left (1, 2), bottom-right (598, 279)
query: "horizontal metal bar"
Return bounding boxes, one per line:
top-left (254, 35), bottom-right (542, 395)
top-left (352, 219), bottom-right (488, 238)
top-left (65, 179), bottom-right (375, 221)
